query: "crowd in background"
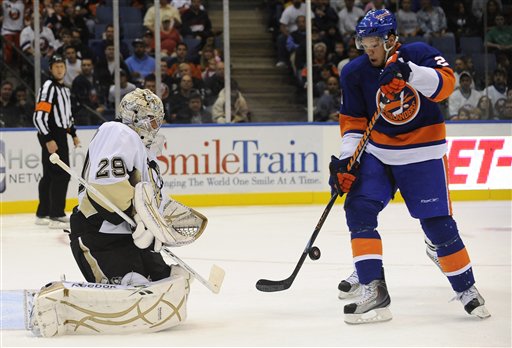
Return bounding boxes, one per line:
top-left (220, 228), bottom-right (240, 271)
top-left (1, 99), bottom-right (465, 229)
top-left (0, 0), bottom-right (251, 127)
top-left (0, 0), bottom-right (511, 128)
top-left (265, 0), bottom-right (512, 121)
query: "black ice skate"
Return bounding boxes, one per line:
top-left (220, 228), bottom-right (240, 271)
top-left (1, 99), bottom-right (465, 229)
top-left (454, 285), bottom-right (491, 319)
top-left (343, 279), bottom-right (392, 324)
top-left (338, 270), bottom-right (362, 299)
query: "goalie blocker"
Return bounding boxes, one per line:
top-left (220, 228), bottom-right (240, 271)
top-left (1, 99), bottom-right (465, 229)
top-left (30, 272), bottom-right (191, 337)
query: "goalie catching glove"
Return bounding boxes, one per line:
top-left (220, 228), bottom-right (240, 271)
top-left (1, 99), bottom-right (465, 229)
top-left (132, 182), bottom-right (208, 251)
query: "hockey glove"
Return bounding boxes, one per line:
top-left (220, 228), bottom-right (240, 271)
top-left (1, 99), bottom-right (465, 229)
top-left (132, 214), bottom-right (162, 251)
top-left (378, 52), bottom-right (412, 100)
top-left (329, 155), bottom-right (358, 195)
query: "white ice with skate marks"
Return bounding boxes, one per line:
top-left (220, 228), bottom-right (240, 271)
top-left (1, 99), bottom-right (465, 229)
top-left (1, 201), bottom-right (510, 346)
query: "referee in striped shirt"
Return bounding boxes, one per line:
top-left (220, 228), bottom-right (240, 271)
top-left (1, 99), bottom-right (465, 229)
top-left (33, 54), bottom-right (81, 229)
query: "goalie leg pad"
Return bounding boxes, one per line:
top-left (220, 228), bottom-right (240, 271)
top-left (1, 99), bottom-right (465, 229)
top-left (31, 275), bottom-right (190, 337)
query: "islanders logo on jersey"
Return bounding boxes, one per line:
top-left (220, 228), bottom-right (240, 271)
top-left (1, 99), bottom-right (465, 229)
top-left (375, 84), bottom-right (421, 125)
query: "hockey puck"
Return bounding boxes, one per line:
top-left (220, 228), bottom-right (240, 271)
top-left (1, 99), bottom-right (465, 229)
top-left (309, 246), bottom-right (321, 260)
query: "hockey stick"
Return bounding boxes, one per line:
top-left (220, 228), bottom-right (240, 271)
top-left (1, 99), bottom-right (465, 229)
top-left (49, 153), bottom-right (225, 294)
top-left (255, 96), bottom-right (390, 292)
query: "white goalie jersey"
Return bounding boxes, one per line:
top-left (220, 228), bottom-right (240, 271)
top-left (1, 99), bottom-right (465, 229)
top-left (78, 121), bottom-right (163, 234)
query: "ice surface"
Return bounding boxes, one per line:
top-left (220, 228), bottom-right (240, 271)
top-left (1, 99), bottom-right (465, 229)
top-left (1, 201), bottom-right (510, 347)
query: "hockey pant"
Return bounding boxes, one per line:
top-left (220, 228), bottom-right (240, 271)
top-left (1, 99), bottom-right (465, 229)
top-left (69, 207), bottom-right (172, 284)
top-left (344, 153), bottom-right (474, 292)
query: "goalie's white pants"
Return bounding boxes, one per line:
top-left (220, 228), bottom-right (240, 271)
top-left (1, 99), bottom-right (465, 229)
top-left (31, 274), bottom-right (191, 337)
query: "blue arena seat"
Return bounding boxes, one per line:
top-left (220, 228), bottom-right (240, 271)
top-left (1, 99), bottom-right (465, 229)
top-left (120, 7), bottom-right (143, 23)
top-left (460, 36), bottom-right (484, 55)
top-left (471, 53), bottom-right (497, 76)
top-left (122, 23), bottom-right (143, 40)
top-left (96, 6), bottom-right (113, 24)
top-left (431, 36), bottom-right (456, 55)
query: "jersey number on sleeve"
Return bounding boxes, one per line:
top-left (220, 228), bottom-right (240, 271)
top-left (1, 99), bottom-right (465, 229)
top-left (434, 56), bottom-right (449, 67)
top-left (96, 157), bottom-right (126, 178)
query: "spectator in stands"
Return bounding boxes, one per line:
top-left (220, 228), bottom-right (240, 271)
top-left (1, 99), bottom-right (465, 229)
top-left (159, 14), bottom-right (182, 57)
top-left (417, 0), bottom-right (452, 41)
top-left (450, 106), bottom-right (470, 120)
top-left (172, 0), bottom-right (195, 15)
top-left (142, 30), bottom-right (156, 57)
top-left (471, 0), bottom-right (502, 23)
top-left (2, 0), bottom-right (25, 66)
top-left (485, 15), bottom-right (512, 58)
top-left (396, 0), bottom-right (420, 39)
top-left (178, 63), bottom-right (205, 92)
top-left (204, 61), bottom-right (226, 106)
top-left (312, 0), bottom-right (339, 34)
top-left (92, 24), bottom-right (130, 62)
top-left (0, 81), bottom-right (17, 127)
top-left (453, 56), bottom-right (468, 89)
top-left (493, 98), bottom-right (507, 119)
top-left (125, 38), bottom-right (156, 87)
top-left (276, 0), bottom-right (307, 68)
top-left (70, 27), bottom-right (93, 61)
top-left (71, 58), bottom-right (105, 125)
top-left (300, 42), bottom-right (338, 89)
top-left (287, 15), bottom-right (307, 77)
top-left (503, 98), bottom-right (512, 120)
top-left (55, 28), bottom-right (72, 56)
top-left (448, 71), bottom-right (482, 118)
top-left (13, 85), bottom-right (33, 126)
top-left (168, 74), bottom-right (196, 123)
top-left (63, 45), bottom-right (82, 87)
top-left (337, 0), bottom-right (365, 44)
top-left (483, 0), bottom-right (502, 31)
top-left (175, 90), bottom-right (211, 123)
top-left (167, 42), bottom-right (202, 77)
top-left (314, 64), bottom-right (338, 97)
top-left (212, 82), bottom-right (250, 123)
top-left (181, 0), bottom-right (212, 46)
top-left (144, 0), bottom-right (181, 33)
top-left (199, 45), bottom-right (219, 74)
top-left (337, 44), bottom-right (359, 73)
top-left (107, 69), bottom-right (136, 107)
top-left (315, 75), bottom-right (341, 122)
top-left (484, 69), bottom-right (508, 114)
top-left (447, 0), bottom-right (480, 47)
top-left (476, 95), bottom-right (494, 120)
top-left (329, 41), bottom-right (348, 67)
top-left (95, 41), bottom-right (131, 101)
top-left (45, 1), bottom-right (66, 37)
top-left (20, 17), bottom-right (58, 70)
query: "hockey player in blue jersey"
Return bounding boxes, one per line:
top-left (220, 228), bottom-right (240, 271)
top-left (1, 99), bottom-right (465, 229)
top-left (329, 9), bottom-right (490, 324)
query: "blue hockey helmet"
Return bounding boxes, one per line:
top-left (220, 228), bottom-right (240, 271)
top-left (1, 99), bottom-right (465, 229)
top-left (355, 9), bottom-right (397, 49)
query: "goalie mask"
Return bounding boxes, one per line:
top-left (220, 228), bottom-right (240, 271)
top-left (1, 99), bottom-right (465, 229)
top-left (117, 88), bottom-right (164, 147)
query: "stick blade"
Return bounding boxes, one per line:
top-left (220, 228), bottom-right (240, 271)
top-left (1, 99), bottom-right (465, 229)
top-left (208, 264), bottom-right (225, 294)
top-left (255, 278), bottom-right (291, 292)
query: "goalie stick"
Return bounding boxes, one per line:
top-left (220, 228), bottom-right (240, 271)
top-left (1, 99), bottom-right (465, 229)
top-left (256, 95), bottom-right (391, 292)
top-left (49, 153), bottom-right (225, 294)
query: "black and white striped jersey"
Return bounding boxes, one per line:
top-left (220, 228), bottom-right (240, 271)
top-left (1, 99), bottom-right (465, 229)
top-left (33, 78), bottom-right (77, 142)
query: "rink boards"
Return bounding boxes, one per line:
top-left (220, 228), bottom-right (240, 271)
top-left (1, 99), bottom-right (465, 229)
top-left (0, 122), bottom-right (511, 213)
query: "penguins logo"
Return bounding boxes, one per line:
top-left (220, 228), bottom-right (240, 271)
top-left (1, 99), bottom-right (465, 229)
top-left (375, 84), bottom-right (421, 125)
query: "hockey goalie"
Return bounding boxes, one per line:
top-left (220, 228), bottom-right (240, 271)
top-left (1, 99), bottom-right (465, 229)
top-left (30, 88), bottom-right (208, 337)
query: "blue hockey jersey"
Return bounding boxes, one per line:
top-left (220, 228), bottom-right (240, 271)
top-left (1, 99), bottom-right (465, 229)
top-left (338, 42), bottom-right (455, 165)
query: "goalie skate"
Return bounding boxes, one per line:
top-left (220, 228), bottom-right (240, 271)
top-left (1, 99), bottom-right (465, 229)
top-left (343, 279), bottom-right (392, 324)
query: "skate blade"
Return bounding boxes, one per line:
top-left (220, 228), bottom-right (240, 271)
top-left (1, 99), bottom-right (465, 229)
top-left (344, 307), bottom-right (393, 325)
top-left (470, 305), bottom-right (491, 319)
